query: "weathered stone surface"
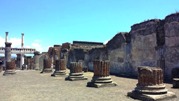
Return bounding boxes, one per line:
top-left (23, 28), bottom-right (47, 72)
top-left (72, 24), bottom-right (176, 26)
top-left (34, 51), bottom-right (41, 70)
top-left (172, 68), bottom-right (179, 88)
top-left (39, 53), bottom-right (47, 71)
top-left (0, 61), bottom-right (3, 72)
top-left (106, 32), bottom-right (133, 76)
top-left (65, 62), bottom-right (87, 81)
top-left (128, 66), bottom-right (176, 101)
top-left (130, 20), bottom-right (160, 75)
top-left (87, 60), bottom-right (117, 88)
top-left (51, 59), bottom-right (66, 76)
top-left (3, 60), bottom-right (16, 75)
top-left (41, 58), bottom-right (52, 73)
top-left (106, 32), bottom-right (127, 50)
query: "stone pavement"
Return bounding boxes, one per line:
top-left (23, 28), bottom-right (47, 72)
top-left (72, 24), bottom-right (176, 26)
top-left (0, 70), bottom-right (178, 101)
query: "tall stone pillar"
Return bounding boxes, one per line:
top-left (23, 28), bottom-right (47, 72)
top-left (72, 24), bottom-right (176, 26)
top-left (3, 42), bottom-right (16, 75)
top-left (65, 62), bottom-right (87, 81)
top-left (51, 59), bottom-right (67, 76)
top-left (87, 60), bottom-right (117, 88)
top-left (34, 51), bottom-right (41, 70)
top-left (128, 66), bottom-right (176, 101)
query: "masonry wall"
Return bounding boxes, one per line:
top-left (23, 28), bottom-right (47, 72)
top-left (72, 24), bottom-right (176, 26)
top-left (164, 13), bottom-right (179, 79)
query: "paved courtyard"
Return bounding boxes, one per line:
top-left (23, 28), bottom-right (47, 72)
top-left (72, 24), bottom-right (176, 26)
top-left (0, 70), bottom-right (178, 101)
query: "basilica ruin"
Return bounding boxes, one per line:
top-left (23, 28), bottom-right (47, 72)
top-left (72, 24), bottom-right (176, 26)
top-left (1, 12), bottom-right (179, 101)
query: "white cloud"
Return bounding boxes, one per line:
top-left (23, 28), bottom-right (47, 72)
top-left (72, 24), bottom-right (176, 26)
top-left (0, 35), bottom-right (44, 53)
top-left (0, 36), bottom-right (5, 47)
top-left (9, 37), bottom-right (21, 48)
top-left (31, 40), bottom-right (43, 52)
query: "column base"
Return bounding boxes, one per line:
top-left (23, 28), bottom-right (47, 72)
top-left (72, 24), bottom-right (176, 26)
top-left (127, 91), bottom-right (176, 101)
top-left (65, 72), bottom-right (88, 81)
top-left (3, 70), bottom-right (16, 76)
top-left (87, 76), bottom-right (117, 88)
top-left (41, 68), bottom-right (52, 73)
top-left (51, 70), bottom-right (66, 77)
top-left (173, 78), bottom-right (179, 88)
top-left (134, 84), bottom-right (168, 94)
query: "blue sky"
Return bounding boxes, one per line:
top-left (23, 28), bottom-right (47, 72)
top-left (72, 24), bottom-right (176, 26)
top-left (0, 0), bottom-right (179, 52)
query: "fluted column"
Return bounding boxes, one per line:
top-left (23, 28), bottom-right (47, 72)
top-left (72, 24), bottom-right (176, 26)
top-left (128, 66), bottom-right (176, 101)
top-left (41, 58), bottom-right (52, 73)
top-left (70, 62), bottom-right (83, 73)
top-left (51, 59), bottom-right (66, 76)
top-left (65, 61), bottom-right (87, 81)
top-left (93, 60), bottom-right (110, 77)
top-left (59, 59), bottom-right (66, 70)
top-left (87, 60), bottom-right (117, 88)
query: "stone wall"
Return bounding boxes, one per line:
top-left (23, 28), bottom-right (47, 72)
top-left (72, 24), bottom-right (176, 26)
top-left (164, 13), bottom-right (179, 79)
top-left (44, 13), bottom-right (179, 80)
top-left (130, 19), bottom-right (160, 76)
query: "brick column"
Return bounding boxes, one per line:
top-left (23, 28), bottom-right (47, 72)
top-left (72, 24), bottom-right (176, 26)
top-left (65, 62), bottom-right (87, 81)
top-left (41, 58), bottom-right (52, 73)
top-left (87, 60), bottom-right (117, 88)
top-left (128, 66), bottom-right (176, 101)
top-left (51, 59), bottom-right (66, 76)
top-left (3, 42), bottom-right (16, 75)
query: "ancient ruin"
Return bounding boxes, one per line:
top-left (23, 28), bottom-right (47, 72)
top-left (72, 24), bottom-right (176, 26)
top-left (65, 62), bottom-right (87, 81)
top-left (41, 57), bottom-right (53, 73)
top-left (87, 60), bottom-right (117, 88)
top-left (51, 59), bottom-right (66, 76)
top-left (33, 51), bottom-right (41, 70)
top-left (127, 66), bottom-right (176, 100)
top-left (172, 68), bottom-right (179, 88)
top-left (3, 42), bottom-right (16, 75)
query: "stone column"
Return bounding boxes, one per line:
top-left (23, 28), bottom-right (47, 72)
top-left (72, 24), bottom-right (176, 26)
top-left (65, 62), bottom-right (87, 81)
top-left (16, 54), bottom-right (21, 68)
top-left (3, 42), bottom-right (16, 75)
top-left (41, 58), bottom-right (52, 73)
top-left (0, 61), bottom-right (3, 72)
top-left (34, 51), bottom-right (41, 70)
top-left (128, 66), bottom-right (176, 101)
top-left (51, 59), bottom-right (66, 76)
top-left (87, 60), bottom-right (117, 88)
top-left (20, 54), bottom-right (24, 69)
top-left (172, 68), bottom-right (179, 88)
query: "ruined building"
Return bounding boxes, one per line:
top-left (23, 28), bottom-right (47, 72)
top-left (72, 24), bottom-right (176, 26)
top-left (44, 13), bottom-right (179, 81)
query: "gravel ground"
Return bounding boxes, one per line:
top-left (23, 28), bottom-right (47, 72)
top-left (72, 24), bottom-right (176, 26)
top-left (0, 70), bottom-right (178, 101)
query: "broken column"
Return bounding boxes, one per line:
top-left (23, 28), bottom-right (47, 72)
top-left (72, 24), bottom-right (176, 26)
top-left (0, 60), bottom-right (3, 72)
top-left (172, 68), bottom-right (179, 88)
top-left (87, 60), bottom-right (117, 88)
top-left (128, 66), bottom-right (176, 101)
top-left (41, 56), bottom-right (52, 73)
top-left (3, 42), bottom-right (16, 75)
top-left (65, 62), bottom-right (87, 81)
top-left (51, 59), bottom-right (66, 76)
top-left (34, 51), bottom-right (41, 70)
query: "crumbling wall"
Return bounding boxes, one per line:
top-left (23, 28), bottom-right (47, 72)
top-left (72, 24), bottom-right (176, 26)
top-left (106, 32), bottom-right (133, 76)
top-left (130, 19), bottom-right (160, 76)
top-left (88, 47), bottom-right (108, 70)
top-left (164, 13), bottom-right (179, 79)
